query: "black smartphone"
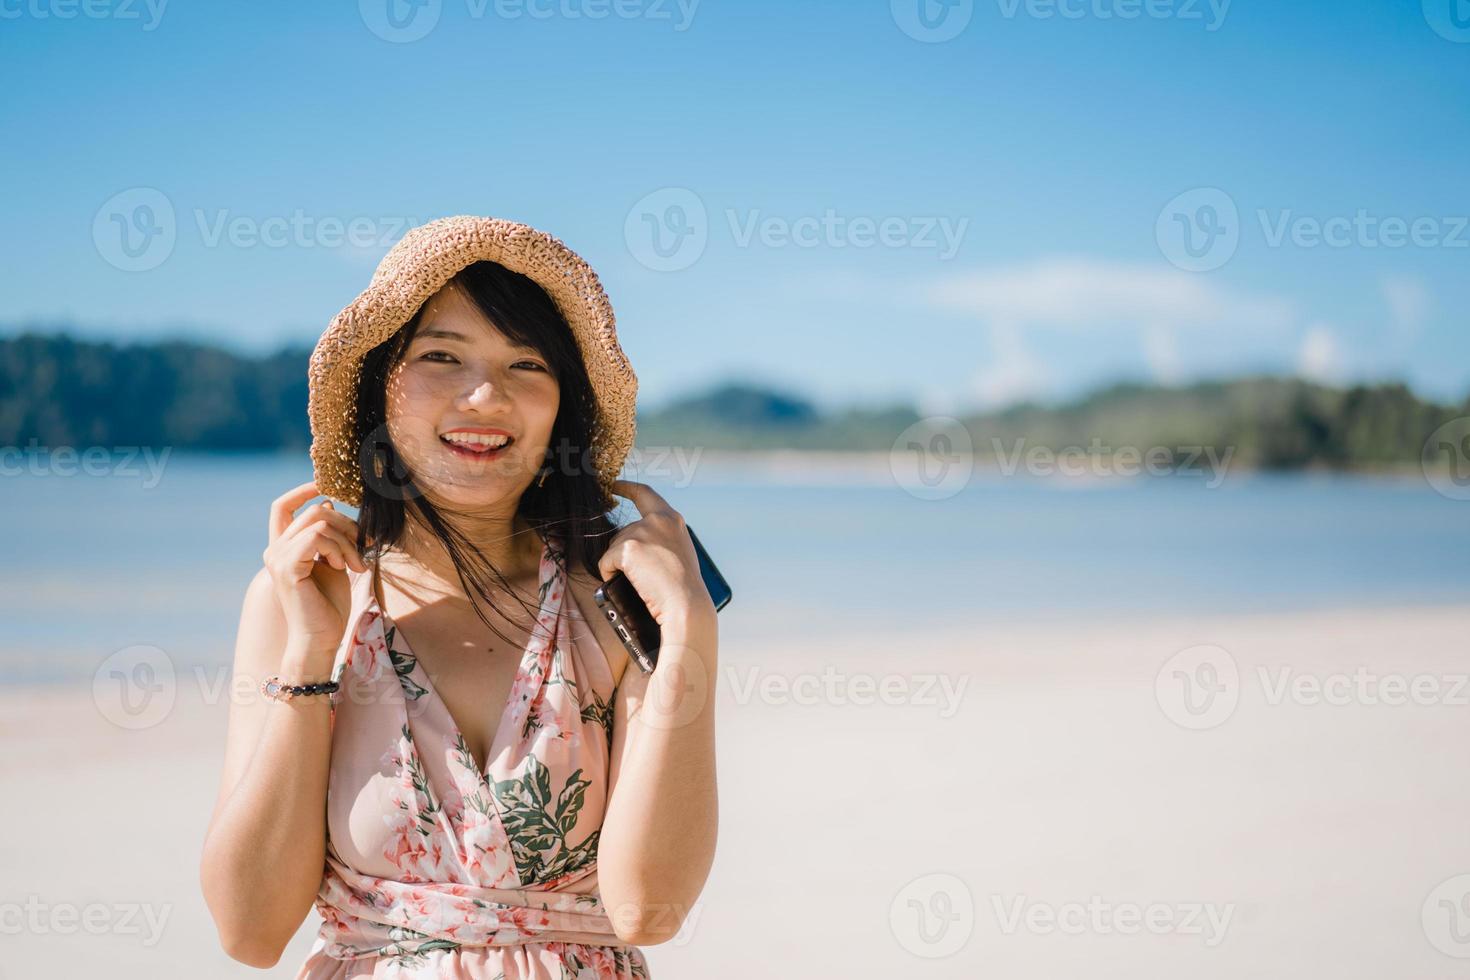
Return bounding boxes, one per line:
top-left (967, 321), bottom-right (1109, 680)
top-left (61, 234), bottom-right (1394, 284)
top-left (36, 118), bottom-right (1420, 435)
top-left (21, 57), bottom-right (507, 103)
top-left (593, 525), bottom-right (732, 674)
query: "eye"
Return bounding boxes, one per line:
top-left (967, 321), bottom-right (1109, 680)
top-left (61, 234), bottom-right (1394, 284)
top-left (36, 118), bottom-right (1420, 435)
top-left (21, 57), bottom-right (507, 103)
top-left (420, 350), bottom-right (458, 363)
top-left (513, 360), bottom-right (548, 372)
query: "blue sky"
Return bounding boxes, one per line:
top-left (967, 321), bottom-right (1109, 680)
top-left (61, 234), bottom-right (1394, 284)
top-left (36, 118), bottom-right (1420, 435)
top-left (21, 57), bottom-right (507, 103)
top-left (2, 0), bottom-right (1467, 413)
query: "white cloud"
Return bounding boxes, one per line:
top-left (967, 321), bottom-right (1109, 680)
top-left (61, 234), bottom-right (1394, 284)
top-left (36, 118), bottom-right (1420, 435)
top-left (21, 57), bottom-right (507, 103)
top-left (1297, 323), bottom-right (1346, 383)
top-left (926, 256), bottom-right (1295, 332)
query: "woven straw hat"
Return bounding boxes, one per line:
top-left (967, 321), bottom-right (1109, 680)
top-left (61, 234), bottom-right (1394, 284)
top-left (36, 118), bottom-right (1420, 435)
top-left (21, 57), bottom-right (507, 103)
top-left (307, 215), bottom-right (637, 508)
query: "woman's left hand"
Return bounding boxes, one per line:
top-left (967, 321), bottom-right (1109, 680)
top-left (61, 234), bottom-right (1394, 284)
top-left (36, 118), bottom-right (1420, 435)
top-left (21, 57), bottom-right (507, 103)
top-left (598, 480), bottom-right (717, 633)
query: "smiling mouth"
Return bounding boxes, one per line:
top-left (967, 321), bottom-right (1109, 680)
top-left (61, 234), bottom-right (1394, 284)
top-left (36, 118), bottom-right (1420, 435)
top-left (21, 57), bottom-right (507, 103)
top-left (439, 433), bottom-right (514, 459)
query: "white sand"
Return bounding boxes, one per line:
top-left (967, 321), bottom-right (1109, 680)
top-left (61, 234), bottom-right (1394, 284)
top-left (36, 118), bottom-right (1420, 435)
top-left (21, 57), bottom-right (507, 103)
top-left (5, 603), bottom-right (1470, 978)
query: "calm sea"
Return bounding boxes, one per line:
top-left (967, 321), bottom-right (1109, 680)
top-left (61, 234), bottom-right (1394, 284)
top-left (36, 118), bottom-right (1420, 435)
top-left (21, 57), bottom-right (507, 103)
top-left (3, 450), bottom-right (1466, 684)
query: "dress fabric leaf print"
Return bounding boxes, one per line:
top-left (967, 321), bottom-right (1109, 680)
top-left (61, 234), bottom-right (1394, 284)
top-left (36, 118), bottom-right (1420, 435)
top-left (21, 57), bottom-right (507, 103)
top-left (293, 533), bottom-right (651, 980)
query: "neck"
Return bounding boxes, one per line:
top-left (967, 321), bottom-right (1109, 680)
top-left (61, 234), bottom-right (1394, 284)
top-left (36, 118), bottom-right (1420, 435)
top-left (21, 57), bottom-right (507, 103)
top-left (382, 499), bottom-right (543, 599)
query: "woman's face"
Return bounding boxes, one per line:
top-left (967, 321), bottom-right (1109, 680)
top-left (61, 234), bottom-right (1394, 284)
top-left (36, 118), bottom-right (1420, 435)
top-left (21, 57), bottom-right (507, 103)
top-left (383, 279), bottom-right (560, 511)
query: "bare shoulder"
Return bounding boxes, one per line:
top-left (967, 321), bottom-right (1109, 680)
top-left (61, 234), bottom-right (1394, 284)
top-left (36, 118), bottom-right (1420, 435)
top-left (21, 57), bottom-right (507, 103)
top-left (564, 567), bottom-right (632, 689)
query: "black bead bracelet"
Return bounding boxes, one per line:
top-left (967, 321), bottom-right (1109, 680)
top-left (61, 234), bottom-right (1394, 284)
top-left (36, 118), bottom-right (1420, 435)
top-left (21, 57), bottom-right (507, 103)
top-left (260, 674), bottom-right (341, 702)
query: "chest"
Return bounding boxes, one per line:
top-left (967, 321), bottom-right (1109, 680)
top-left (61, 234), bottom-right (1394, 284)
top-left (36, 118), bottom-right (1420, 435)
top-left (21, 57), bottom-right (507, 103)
top-left (375, 573), bottom-right (544, 773)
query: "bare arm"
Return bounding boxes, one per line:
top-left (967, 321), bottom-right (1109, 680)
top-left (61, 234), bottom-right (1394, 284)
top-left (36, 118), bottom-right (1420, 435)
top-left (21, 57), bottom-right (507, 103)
top-left (590, 480), bottom-right (721, 946)
top-left (199, 483), bottom-right (365, 967)
top-left (597, 610), bottom-right (720, 946)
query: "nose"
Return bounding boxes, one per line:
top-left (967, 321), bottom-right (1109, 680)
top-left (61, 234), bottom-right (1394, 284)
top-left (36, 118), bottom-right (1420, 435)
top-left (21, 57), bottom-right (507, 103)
top-left (458, 379), bottom-right (511, 410)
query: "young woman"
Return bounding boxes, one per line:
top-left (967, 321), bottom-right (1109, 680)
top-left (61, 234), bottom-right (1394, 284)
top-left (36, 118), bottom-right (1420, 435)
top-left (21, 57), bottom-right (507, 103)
top-left (199, 217), bottom-right (719, 979)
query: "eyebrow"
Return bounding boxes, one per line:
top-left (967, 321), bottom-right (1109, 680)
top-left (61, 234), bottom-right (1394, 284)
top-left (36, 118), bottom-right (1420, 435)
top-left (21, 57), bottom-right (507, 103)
top-left (414, 326), bottom-right (542, 355)
top-left (415, 328), bottom-right (470, 342)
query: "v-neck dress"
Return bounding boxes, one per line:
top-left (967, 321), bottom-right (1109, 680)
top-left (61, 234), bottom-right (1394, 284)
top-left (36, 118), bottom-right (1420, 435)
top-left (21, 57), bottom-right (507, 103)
top-left (293, 534), bottom-right (651, 979)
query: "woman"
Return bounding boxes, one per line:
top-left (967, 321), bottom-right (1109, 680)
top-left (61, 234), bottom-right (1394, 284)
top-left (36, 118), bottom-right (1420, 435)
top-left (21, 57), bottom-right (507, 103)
top-left (200, 216), bottom-right (720, 979)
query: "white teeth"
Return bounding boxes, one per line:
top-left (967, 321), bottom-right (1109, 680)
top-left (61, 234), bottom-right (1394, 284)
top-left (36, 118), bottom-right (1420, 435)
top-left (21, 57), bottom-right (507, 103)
top-left (442, 432), bottom-right (510, 450)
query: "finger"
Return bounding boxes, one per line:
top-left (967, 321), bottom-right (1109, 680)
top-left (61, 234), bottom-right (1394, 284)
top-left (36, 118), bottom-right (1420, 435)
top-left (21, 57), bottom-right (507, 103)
top-left (280, 500), bottom-right (359, 549)
top-left (289, 522), bottom-right (360, 575)
top-left (610, 479), bottom-right (671, 518)
top-left (301, 521), bottom-right (367, 573)
top-left (597, 541), bottom-right (622, 582)
top-left (269, 480), bottom-right (323, 543)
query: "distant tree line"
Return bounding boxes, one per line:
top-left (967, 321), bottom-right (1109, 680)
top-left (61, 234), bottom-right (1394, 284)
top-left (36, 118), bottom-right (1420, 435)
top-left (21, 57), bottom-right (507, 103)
top-left (1, 331), bottom-right (1464, 470)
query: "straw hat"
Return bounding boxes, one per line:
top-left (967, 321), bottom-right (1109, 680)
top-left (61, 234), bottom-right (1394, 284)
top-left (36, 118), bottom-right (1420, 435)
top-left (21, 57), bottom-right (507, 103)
top-left (307, 215), bottom-right (637, 508)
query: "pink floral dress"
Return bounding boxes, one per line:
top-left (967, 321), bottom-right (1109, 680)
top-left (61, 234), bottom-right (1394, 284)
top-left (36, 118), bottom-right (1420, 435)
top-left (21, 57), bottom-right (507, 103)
top-left (294, 533), bottom-right (651, 980)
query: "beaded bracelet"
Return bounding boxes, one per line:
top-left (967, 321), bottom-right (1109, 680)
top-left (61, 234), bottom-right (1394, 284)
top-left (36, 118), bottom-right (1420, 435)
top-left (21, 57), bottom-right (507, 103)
top-left (260, 674), bottom-right (340, 702)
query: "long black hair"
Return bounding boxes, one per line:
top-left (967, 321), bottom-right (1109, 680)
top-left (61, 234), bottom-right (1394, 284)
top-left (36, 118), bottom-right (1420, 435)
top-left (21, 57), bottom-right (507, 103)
top-left (351, 259), bottom-right (621, 642)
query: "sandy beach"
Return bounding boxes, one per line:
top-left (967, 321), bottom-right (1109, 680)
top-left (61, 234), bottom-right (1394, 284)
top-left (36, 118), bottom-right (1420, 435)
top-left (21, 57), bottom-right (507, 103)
top-left (3, 602), bottom-right (1468, 977)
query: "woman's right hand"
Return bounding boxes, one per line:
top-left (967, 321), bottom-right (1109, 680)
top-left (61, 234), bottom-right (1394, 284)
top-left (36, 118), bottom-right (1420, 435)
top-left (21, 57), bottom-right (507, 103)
top-left (263, 480), bottom-right (368, 668)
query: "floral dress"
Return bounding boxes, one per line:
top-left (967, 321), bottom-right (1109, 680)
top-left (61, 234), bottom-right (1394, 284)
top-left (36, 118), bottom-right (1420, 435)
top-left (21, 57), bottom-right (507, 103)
top-left (293, 533), bottom-right (651, 980)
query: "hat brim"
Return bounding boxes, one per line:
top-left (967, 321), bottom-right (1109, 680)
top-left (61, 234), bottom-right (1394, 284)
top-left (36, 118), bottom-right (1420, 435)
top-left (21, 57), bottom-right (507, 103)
top-left (307, 215), bottom-right (637, 508)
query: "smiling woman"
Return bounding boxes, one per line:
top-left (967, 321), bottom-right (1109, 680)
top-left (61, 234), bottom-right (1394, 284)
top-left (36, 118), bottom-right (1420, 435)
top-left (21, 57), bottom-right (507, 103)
top-left (198, 217), bottom-right (720, 980)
